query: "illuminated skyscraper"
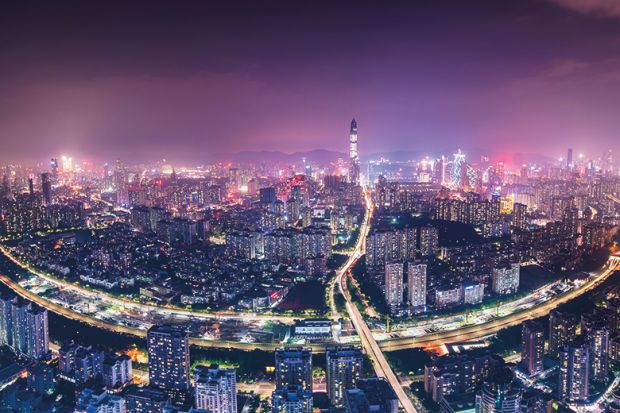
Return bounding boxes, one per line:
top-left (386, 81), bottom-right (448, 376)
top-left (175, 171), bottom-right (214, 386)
top-left (194, 364), bottom-right (237, 413)
top-left (50, 158), bottom-right (59, 179)
top-left (384, 261), bottom-right (404, 312)
top-left (558, 338), bottom-right (590, 402)
top-left (349, 119), bottom-right (360, 185)
top-left (548, 310), bottom-right (577, 359)
top-left (581, 314), bottom-right (609, 383)
top-left (41, 173), bottom-right (52, 205)
top-left (512, 203), bottom-right (527, 230)
top-left (520, 321), bottom-right (544, 376)
top-left (147, 324), bottom-right (190, 399)
top-left (0, 293), bottom-right (13, 346)
top-left (275, 347), bottom-right (313, 392)
top-left (450, 150), bottom-right (465, 188)
top-left (407, 261), bottom-right (426, 310)
top-left (326, 346), bottom-right (363, 406)
top-left (567, 148), bottom-right (573, 170)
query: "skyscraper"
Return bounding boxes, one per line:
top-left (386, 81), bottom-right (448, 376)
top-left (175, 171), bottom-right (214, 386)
top-left (275, 347), bottom-right (313, 392)
top-left (450, 150), bottom-right (465, 188)
top-left (25, 304), bottom-right (49, 359)
top-left (0, 298), bottom-right (49, 360)
top-left (147, 325), bottom-right (190, 399)
top-left (475, 368), bottom-right (522, 413)
top-left (50, 158), bottom-right (59, 179)
top-left (407, 261), bottom-right (426, 310)
top-left (548, 310), bottom-right (577, 359)
top-left (419, 225), bottom-right (439, 257)
top-left (41, 172), bottom-right (52, 205)
top-left (384, 261), bottom-right (404, 312)
top-left (0, 293), bottom-right (14, 347)
top-left (349, 119), bottom-right (360, 185)
top-left (558, 338), bottom-right (590, 402)
top-left (272, 385), bottom-right (313, 413)
top-left (567, 148), bottom-right (573, 170)
top-left (10, 300), bottom-right (29, 355)
top-left (520, 321), bottom-right (544, 376)
top-left (326, 346), bottom-right (364, 407)
top-left (194, 365), bottom-right (237, 413)
top-left (581, 316), bottom-right (610, 383)
top-left (512, 203), bottom-right (527, 230)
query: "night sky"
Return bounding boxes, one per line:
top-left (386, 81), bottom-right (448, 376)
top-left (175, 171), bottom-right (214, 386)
top-left (1, 0), bottom-right (620, 163)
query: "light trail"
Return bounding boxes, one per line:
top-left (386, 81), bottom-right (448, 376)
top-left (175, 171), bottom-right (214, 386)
top-left (0, 244), bottom-right (299, 324)
top-left (333, 187), bottom-right (419, 413)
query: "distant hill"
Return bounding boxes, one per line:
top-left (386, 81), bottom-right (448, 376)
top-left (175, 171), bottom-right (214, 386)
top-left (207, 148), bottom-right (555, 166)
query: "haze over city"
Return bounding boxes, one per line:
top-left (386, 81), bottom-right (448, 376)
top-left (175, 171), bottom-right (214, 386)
top-left (2, 0), bottom-right (620, 163)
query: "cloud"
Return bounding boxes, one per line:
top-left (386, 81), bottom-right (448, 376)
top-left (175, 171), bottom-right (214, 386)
top-left (546, 0), bottom-right (620, 17)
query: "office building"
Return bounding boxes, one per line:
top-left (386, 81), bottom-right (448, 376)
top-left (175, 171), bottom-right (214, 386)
top-left (326, 346), bottom-right (364, 407)
top-left (349, 119), bottom-right (360, 185)
top-left (41, 173), bottom-right (52, 205)
top-left (275, 347), bottom-right (312, 392)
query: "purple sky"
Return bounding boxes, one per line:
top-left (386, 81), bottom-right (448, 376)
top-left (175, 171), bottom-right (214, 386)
top-left (1, 0), bottom-right (620, 163)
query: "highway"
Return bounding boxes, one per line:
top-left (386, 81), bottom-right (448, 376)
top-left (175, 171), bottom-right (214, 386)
top-left (377, 253), bottom-right (620, 351)
top-left (0, 244), bottom-right (299, 324)
top-left (333, 188), bottom-right (419, 413)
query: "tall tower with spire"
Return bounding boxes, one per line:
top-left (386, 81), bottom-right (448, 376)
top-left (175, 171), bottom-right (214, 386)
top-left (349, 118), bottom-right (360, 185)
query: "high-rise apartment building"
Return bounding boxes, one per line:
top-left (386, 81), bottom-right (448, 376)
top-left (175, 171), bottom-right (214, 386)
top-left (520, 321), bottom-right (544, 376)
top-left (407, 261), bottom-right (426, 310)
top-left (147, 325), bottom-right (190, 399)
top-left (558, 339), bottom-right (590, 402)
top-left (275, 347), bottom-right (312, 392)
top-left (548, 310), bottom-right (577, 359)
top-left (271, 385), bottom-right (313, 413)
top-left (194, 365), bottom-right (237, 413)
top-left (491, 264), bottom-right (520, 295)
top-left (326, 346), bottom-right (364, 406)
top-left (384, 261), bottom-right (404, 311)
top-left (475, 368), bottom-right (521, 413)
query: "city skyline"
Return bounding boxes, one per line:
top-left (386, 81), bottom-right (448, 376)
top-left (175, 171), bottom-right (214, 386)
top-left (3, 2), bottom-right (620, 413)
